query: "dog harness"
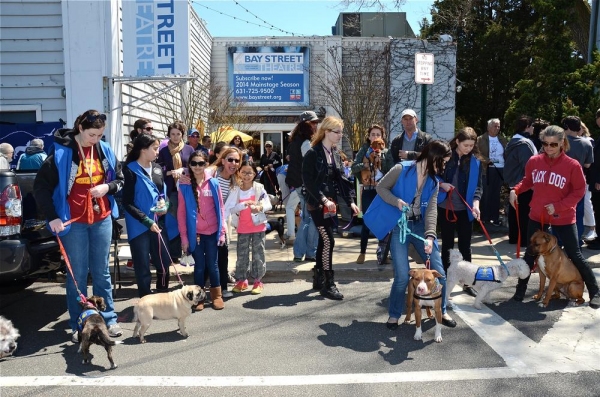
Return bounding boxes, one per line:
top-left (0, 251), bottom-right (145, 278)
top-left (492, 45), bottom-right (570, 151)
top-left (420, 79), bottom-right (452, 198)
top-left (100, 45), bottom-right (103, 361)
top-left (413, 278), bottom-right (443, 300)
top-left (77, 308), bottom-right (99, 332)
top-left (473, 267), bottom-right (501, 284)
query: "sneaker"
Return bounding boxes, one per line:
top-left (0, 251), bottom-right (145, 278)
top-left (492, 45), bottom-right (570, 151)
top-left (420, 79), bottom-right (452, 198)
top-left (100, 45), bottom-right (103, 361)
top-left (590, 292), bottom-right (600, 309)
top-left (583, 229), bottom-right (598, 241)
top-left (251, 281), bottom-right (264, 295)
top-left (227, 272), bottom-right (236, 284)
top-left (305, 257), bottom-right (317, 262)
top-left (232, 279), bottom-right (249, 293)
top-left (71, 330), bottom-right (79, 343)
top-left (108, 324), bottom-right (123, 337)
top-left (376, 246), bottom-right (383, 266)
top-left (293, 257), bottom-right (304, 262)
top-left (222, 290), bottom-right (233, 298)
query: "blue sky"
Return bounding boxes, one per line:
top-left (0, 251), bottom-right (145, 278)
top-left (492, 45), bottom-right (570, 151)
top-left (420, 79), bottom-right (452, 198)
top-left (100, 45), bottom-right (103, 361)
top-left (192, 0), bottom-right (435, 37)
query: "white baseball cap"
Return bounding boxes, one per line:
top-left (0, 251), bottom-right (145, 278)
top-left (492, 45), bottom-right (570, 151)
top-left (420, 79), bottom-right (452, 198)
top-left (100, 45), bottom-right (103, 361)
top-left (401, 109), bottom-right (417, 118)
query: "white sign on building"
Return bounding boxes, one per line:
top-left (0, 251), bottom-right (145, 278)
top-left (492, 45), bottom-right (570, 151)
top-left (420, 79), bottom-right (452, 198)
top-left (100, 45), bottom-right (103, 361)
top-left (122, 0), bottom-right (191, 77)
top-left (415, 53), bottom-right (434, 84)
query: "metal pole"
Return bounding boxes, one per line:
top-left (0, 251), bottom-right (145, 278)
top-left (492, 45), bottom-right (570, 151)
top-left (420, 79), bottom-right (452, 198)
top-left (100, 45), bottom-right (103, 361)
top-left (420, 84), bottom-right (427, 132)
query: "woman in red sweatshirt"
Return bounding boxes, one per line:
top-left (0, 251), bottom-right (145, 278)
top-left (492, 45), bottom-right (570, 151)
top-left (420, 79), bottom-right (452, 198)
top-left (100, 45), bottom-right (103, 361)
top-left (509, 125), bottom-right (599, 308)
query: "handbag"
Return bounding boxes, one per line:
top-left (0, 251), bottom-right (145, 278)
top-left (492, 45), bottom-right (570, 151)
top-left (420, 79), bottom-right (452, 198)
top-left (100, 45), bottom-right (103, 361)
top-left (251, 211), bottom-right (268, 226)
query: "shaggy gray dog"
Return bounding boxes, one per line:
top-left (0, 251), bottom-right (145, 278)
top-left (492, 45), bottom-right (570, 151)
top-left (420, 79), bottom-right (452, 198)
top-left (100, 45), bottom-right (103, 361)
top-left (0, 315), bottom-right (20, 358)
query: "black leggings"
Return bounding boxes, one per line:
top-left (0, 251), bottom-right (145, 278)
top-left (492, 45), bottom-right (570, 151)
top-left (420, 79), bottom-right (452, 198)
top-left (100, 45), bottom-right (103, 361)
top-left (308, 206), bottom-right (335, 271)
top-left (438, 208), bottom-right (473, 272)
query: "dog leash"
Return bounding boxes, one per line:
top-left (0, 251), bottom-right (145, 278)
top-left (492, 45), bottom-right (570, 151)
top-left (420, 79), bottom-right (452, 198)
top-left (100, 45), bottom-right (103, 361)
top-left (450, 189), bottom-right (510, 274)
top-left (54, 190), bottom-right (101, 304)
top-left (396, 207), bottom-right (431, 269)
top-left (155, 221), bottom-right (184, 286)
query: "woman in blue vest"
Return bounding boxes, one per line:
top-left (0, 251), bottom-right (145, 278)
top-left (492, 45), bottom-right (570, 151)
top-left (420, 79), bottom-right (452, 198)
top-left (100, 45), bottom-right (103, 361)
top-left (364, 140), bottom-right (455, 330)
top-left (34, 109), bottom-right (123, 343)
top-left (122, 133), bottom-right (171, 298)
top-left (177, 150), bottom-right (226, 311)
top-left (437, 127), bottom-right (483, 298)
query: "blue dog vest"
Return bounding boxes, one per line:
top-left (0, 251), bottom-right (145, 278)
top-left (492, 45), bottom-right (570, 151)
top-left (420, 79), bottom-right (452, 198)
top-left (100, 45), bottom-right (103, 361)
top-left (77, 309), bottom-right (98, 332)
top-left (473, 267), bottom-right (500, 284)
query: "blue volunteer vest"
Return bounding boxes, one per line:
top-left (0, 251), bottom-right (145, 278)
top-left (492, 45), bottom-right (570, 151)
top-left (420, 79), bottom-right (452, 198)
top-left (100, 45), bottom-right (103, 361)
top-left (124, 162), bottom-right (165, 241)
top-left (179, 179), bottom-right (224, 252)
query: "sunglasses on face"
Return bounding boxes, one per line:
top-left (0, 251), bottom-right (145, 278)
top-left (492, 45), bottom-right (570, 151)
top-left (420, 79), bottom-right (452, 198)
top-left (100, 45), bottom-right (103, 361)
top-left (328, 129), bottom-right (343, 134)
top-left (85, 113), bottom-right (107, 123)
top-left (189, 160), bottom-right (206, 167)
top-left (265, 145), bottom-right (272, 148)
top-left (541, 141), bottom-right (560, 148)
top-left (226, 158), bottom-right (240, 164)
top-left (144, 126), bottom-right (153, 131)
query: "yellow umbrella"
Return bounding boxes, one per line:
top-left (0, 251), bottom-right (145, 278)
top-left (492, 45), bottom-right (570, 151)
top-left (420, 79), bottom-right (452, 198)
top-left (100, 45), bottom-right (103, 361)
top-left (210, 126), bottom-right (253, 144)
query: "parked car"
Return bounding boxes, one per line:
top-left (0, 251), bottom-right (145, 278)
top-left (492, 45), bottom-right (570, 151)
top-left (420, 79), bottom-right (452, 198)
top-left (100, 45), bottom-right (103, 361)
top-left (0, 169), bottom-right (63, 293)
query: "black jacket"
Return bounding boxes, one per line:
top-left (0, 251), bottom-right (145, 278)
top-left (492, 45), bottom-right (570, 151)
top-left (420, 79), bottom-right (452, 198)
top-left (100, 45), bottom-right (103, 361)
top-left (301, 143), bottom-right (355, 208)
top-left (286, 136), bottom-right (305, 189)
top-left (390, 130), bottom-right (432, 163)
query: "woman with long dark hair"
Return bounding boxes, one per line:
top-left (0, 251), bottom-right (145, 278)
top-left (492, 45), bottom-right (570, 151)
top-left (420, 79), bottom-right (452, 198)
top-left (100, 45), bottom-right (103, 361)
top-left (437, 127), bottom-right (483, 298)
top-left (364, 140), bottom-right (456, 329)
top-left (34, 109), bottom-right (124, 342)
top-left (122, 133), bottom-right (171, 298)
top-left (351, 124), bottom-right (394, 264)
top-left (302, 116), bottom-right (359, 300)
top-left (177, 150), bottom-right (226, 310)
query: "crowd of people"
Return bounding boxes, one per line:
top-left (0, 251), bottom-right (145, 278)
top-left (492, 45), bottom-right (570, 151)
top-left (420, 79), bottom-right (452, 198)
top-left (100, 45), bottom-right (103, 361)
top-left (25, 107), bottom-right (600, 344)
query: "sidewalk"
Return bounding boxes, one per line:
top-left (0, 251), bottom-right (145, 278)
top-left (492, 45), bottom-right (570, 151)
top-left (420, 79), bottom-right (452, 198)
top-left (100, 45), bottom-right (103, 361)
top-left (111, 214), bottom-right (600, 285)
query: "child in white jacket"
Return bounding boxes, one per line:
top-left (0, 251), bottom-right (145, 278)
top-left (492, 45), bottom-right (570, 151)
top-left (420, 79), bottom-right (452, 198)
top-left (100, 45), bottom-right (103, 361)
top-left (224, 162), bottom-right (272, 295)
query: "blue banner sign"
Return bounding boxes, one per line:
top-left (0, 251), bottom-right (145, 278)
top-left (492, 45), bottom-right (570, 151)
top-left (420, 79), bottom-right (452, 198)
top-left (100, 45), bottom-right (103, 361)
top-left (228, 46), bottom-right (310, 107)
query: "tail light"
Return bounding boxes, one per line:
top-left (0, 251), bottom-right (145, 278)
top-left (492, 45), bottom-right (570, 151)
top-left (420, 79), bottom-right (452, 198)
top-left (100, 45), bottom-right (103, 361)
top-left (0, 183), bottom-right (22, 236)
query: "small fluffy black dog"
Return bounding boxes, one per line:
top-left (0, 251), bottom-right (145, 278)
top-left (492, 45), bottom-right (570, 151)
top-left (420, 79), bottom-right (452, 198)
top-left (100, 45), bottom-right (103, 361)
top-left (77, 296), bottom-right (117, 369)
top-left (266, 217), bottom-right (286, 248)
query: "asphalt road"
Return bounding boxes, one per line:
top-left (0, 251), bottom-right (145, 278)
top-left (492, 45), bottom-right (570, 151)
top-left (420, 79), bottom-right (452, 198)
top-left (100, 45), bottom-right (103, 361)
top-left (1, 273), bottom-right (599, 397)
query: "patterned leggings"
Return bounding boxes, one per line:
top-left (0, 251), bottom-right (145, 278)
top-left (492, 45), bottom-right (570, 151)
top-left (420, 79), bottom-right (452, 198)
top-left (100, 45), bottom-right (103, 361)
top-left (235, 231), bottom-right (266, 281)
top-left (308, 207), bottom-right (335, 271)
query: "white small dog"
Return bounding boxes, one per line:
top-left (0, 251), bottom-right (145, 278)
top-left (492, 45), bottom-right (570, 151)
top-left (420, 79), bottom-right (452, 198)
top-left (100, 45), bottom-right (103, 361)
top-left (0, 315), bottom-right (20, 358)
top-left (446, 249), bottom-right (530, 309)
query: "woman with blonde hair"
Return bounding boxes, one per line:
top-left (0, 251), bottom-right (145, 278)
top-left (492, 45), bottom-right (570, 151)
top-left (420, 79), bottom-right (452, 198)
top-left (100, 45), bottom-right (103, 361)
top-left (302, 116), bottom-right (359, 300)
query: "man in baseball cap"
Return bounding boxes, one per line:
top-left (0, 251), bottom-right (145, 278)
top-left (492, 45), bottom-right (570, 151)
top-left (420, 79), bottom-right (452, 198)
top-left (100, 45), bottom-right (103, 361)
top-left (390, 108), bottom-right (432, 163)
top-left (187, 128), bottom-right (200, 150)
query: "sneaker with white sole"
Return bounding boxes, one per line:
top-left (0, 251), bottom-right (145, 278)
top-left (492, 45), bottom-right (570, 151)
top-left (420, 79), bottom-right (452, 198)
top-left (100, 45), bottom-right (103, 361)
top-left (71, 330), bottom-right (79, 343)
top-left (583, 229), bottom-right (598, 241)
top-left (108, 324), bottom-right (123, 337)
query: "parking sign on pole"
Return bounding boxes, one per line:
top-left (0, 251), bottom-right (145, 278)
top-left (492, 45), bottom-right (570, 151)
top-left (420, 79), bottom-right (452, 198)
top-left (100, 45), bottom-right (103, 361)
top-left (415, 53), bottom-right (434, 84)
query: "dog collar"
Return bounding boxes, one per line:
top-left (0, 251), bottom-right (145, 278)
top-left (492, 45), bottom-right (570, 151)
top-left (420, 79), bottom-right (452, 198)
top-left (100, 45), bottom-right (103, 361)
top-left (541, 243), bottom-right (558, 256)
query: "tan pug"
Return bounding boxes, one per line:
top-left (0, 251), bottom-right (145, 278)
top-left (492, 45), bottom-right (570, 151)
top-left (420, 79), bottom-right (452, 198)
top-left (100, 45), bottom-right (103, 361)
top-left (132, 285), bottom-right (205, 343)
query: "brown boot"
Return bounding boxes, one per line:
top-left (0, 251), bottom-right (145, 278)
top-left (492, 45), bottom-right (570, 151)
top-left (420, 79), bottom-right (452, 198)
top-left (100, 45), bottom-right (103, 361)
top-left (194, 300), bottom-right (205, 311)
top-left (210, 286), bottom-right (224, 310)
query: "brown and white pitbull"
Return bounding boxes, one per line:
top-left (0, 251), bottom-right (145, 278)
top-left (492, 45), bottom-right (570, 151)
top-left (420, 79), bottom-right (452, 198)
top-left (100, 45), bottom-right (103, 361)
top-left (529, 230), bottom-right (585, 307)
top-left (404, 268), bottom-right (444, 343)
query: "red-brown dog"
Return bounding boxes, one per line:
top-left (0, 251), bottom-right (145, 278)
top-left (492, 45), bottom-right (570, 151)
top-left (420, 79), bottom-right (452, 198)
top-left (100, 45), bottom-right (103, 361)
top-left (404, 268), bottom-right (444, 343)
top-left (528, 230), bottom-right (585, 307)
top-left (360, 138), bottom-right (386, 186)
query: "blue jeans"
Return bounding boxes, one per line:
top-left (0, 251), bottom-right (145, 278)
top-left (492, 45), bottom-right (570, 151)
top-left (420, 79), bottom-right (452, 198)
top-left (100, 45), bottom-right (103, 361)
top-left (60, 216), bottom-right (117, 331)
top-left (293, 194), bottom-right (318, 259)
top-left (129, 228), bottom-right (171, 297)
top-left (388, 219), bottom-right (448, 319)
top-left (192, 232), bottom-right (220, 288)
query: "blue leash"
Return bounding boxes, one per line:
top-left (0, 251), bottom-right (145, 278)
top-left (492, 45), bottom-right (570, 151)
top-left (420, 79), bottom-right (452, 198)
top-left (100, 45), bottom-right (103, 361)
top-left (397, 207), bottom-right (431, 268)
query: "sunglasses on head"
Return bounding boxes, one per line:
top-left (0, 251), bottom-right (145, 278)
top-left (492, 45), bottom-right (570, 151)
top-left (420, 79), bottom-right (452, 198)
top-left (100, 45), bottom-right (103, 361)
top-left (189, 160), bottom-right (206, 167)
top-left (541, 141), bottom-right (559, 148)
top-left (144, 126), bottom-right (153, 131)
top-left (226, 158), bottom-right (240, 164)
top-left (85, 113), bottom-right (107, 123)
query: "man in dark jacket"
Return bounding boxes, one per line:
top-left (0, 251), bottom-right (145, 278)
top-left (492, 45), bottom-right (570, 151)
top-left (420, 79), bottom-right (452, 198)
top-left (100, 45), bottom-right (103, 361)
top-left (390, 109), bottom-right (433, 163)
top-left (504, 115), bottom-right (537, 248)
